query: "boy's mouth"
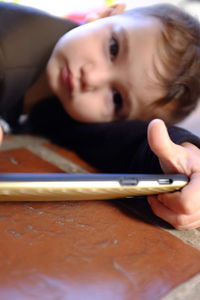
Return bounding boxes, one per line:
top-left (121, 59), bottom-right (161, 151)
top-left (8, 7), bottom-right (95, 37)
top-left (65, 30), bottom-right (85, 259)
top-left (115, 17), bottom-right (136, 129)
top-left (61, 65), bottom-right (74, 95)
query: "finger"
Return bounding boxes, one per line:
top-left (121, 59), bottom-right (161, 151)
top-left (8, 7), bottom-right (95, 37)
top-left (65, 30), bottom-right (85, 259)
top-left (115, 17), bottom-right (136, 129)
top-left (157, 192), bottom-right (182, 213)
top-left (85, 9), bottom-right (113, 22)
top-left (148, 195), bottom-right (175, 225)
top-left (148, 196), bottom-right (200, 229)
top-left (173, 219), bottom-right (200, 230)
top-left (147, 119), bottom-right (187, 174)
top-left (85, 4), bottom-right (126, 22)
top-left (109, 3), bottom-right (126, 15)
top-left (96, 7), bottom-right (113, 18)
top-left (85, 7), bottom-right (114, 22)
top-left (158, 173), bottom-right (200, 214)
top-left (84, 12), bottom-right (103, 23)
top-left (0, 126), bottom-right (3, 144)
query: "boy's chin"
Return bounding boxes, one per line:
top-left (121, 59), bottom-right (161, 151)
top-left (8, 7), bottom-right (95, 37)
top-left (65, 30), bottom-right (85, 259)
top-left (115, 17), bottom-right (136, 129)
top-left (64, 109), bottom-right (97, 124)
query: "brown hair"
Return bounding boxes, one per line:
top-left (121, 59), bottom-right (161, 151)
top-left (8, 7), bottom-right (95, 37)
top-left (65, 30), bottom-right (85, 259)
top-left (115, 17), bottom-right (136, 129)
top-left (123, 4), bottom-right (200, 124)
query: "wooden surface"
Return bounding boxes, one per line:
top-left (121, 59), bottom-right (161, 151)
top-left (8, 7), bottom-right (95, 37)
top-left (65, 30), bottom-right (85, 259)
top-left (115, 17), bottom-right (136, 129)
top-left (0, 134), bottom-right (200, 300)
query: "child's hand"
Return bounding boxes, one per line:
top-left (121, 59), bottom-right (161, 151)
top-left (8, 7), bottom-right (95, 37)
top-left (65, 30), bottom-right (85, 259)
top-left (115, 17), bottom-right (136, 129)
top-left (147, 119), bottom-right (200, 229)
top-left (85, 3), bottom-right (126, 23)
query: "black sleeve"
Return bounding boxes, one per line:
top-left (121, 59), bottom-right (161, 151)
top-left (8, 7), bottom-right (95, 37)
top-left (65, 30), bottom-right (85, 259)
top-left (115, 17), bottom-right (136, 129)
top-left (20, 97), bottom-right (200, 174)
top-left (0, 3), bottom-right (77, 118)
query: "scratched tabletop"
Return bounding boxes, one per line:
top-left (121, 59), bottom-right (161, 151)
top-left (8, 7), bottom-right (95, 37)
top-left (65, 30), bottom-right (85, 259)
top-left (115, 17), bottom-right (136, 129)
top-left (0, 134), bottom-right (200, 300)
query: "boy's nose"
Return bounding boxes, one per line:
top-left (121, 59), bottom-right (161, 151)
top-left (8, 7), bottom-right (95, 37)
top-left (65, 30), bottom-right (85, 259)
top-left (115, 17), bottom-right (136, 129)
top-left (80, 62), bottom-right (110, 92)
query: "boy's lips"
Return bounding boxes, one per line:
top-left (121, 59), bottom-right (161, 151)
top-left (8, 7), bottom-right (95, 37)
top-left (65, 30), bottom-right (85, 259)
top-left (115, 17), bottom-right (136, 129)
top-left (61, 65), bottom-right (74, 94)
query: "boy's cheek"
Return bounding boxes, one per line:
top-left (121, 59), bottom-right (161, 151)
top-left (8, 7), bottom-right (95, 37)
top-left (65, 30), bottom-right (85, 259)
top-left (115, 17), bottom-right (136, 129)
top-left (46, 63), bottom-right (60, 94)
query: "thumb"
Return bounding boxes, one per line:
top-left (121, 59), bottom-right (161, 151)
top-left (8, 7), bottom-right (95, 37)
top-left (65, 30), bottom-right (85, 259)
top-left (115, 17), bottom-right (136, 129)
top-left (147, 119), bottom-right (185, 173)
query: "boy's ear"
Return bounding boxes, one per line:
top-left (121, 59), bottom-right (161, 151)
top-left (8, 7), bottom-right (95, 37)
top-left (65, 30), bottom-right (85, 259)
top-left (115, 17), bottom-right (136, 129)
top-left (85, 3), bottom-right (126, 23)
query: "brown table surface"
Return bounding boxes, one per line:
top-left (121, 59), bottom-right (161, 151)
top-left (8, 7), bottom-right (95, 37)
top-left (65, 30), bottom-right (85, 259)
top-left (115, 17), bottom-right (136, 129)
top-left (0, 134), bottom-right (200, 300)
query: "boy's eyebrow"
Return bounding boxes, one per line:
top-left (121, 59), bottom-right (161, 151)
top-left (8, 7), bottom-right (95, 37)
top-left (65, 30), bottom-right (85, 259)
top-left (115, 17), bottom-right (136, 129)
top-left (120, 25), bottom-right (129, 60)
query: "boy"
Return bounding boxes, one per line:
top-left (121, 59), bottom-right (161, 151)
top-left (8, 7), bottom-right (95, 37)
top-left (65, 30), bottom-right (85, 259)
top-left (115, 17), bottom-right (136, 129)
top-left (0, 2), bottom-right (200, 229)
top-left (26, 3), bottom-right (200, 125)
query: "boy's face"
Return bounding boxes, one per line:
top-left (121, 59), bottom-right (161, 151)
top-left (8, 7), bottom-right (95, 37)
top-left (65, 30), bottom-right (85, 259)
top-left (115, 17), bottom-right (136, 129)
top-left (47, 14), bottom-right (165, 123)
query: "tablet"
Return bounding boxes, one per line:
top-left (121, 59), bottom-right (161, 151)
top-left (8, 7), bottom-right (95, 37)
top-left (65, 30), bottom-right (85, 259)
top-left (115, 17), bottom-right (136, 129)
top-left (0, 173), bottom-right (188, 201)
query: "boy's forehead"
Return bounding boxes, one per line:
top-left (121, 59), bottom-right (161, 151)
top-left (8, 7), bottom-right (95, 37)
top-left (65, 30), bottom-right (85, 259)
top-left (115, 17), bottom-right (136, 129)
top-left (84, 13), bottom-right (163, 39)
top-left (116, 14), bottom-right (162, 34)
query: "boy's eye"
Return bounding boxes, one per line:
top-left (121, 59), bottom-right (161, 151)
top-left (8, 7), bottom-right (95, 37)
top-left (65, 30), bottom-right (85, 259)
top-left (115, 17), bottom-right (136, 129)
top-left (109, 37), bottom-right (119, 59)
top-left (112, 89), bottom-right (123, 114)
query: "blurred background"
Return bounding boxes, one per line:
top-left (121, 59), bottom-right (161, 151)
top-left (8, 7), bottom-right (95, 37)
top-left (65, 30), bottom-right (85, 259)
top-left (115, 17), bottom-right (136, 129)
top-left (0, 0), bottom-right (200, 135)
top-left (0, 0), bottom-right (199, 18)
